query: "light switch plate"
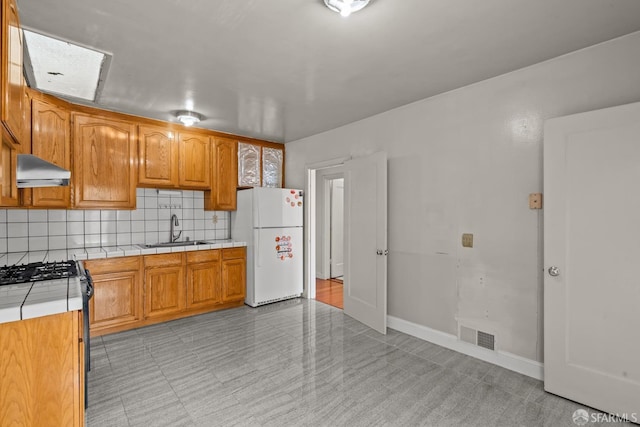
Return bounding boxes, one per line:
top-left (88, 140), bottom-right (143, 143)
top-left (462, 233), bottom-right (473, 248)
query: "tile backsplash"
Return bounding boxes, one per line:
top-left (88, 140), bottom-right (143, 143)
top-left (0, 189), bottom-right (230, 253)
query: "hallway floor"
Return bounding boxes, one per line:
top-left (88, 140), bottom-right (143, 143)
top-left (86, 299), bottom-right (630, 426)
top-left (315, 278), bottom-right (343, 309)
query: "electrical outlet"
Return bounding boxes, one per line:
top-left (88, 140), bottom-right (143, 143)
top-left (529, 193), bottom-right (543, 209)
top-left (462, 233), bottom-right (473, 248)
top-left (212, 214), bottom-right (218, 224)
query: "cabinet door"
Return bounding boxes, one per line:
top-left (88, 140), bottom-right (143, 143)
top-left (237, 142), bottom-right (261, 187)
top-left (205, 137), bottom-right (237, 211)
top-left (31, 99), bottom-right (71, 207)
top-left (0, 312), bottom-right (82, 427)
top-left (73, 114), bottom-right (137, 209)
top-left (0, 128), bottom-right (18, 206)
top-left (85, 257), bottom-right (142, 333)
top-left (178, 131), bottom-right (210, 188)
top-left (138, 125), bottom-right (178, 187)
top-left (144, 254), bottom-right (185, 319)
top-left (262, 146), bottom-right (283, 188)
top-left (186, 261), bottom-right (222, 309)
top-left (222, 257), bottom-right (246, 303)
top-left (1, 0), bottom-right (25, 145)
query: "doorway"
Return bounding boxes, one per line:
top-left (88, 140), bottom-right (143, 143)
top-left (303, 152), bottom-right (388, 333)
top-left (315, 171), bottom-right (344, 310)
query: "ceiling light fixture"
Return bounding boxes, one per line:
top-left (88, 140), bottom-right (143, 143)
top-left (324, 0), bottom-right (370, 17)
top-left (175, 110), bottom-right (203, 127)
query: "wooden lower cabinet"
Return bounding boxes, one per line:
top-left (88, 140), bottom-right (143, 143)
top-left (87, 249), bottom-right (246, 337)
top-left (222, 248), bottom-right (246, 303)
top-left (0, 311), bottom-right (84, 427)
top-left (144, 253), bottom-right (185, 319)
top-left (85, 257), bottom-right (142, 335)
top-left (186, 250), bottom-right (222, 309)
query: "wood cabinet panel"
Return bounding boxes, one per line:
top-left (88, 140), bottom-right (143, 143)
top-left (0, 311), bottom-right (83, 427)
top-left (222, 247), bottom-right (245, 260)
top-left (72, 114), bottom-right (137, 209)
top-left (138, 125), bottom-right (177, 187)
top-left (144, 252), bottom-right (182, 268)
top-left (186, 258), bottom-right (222, 309)
top-left (30, 98), bottom-right (71, 207)
top-left (144, 254), bottom-right (185, 318)
top-left (178, 132), bottom-right (210, 188)
top-left (206, 137), bottom-right (237, 211)
top-left (186, 249), bottom-right (220, 264)
top-left (85, 257), bottom-right (142, 332)
top-left (222, 256), bottom-right (246, 303)
top-left (1, 0), bottom-right (27, 146)
top-left (1, 128), bottom-right (18, 206)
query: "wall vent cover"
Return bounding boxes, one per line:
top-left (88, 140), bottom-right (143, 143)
top-left (477, 331), bottom-right (495, 350)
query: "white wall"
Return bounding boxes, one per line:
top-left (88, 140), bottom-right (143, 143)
top-left (285, 31), bottom-right (640, 362)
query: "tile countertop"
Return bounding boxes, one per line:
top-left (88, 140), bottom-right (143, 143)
top-left (0, 278), bottom-right (83, 325)
top-left (0, 240), bottom-right (247, 265)
top-left (0, 240), bottom-right (247, 325)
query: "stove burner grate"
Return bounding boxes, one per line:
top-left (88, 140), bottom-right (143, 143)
top-left (0, 261), bottom-right (78, 286)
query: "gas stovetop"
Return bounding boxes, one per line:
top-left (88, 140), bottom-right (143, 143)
top-left (0, 261), bottom-right (79, 286)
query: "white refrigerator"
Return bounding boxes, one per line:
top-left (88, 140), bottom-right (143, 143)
top-left (232, 187), bottom-right (303, 307)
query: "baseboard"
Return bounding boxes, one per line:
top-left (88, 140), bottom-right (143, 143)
top-left (387, 315), bottom-right (544, 380)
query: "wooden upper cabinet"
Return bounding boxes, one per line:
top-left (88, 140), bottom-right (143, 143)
top-left (205, 137), bottom-right (237, 211)
top-left (178, 131), bottom-right (210, 189)
top-left (72, 113), bottom-right (137, 209)
top-left (138, 125), bottom-right (178, 187)
top-left (1, 0), bottom-right (27, 146)
top-left (237, 141), bottom-right (285, 189)
top-left (30, 98), bottom-right (71, 208)
top-left (0, 126), bottom-right (18, 206)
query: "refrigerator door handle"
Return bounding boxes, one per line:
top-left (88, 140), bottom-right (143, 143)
top-left (257, 229), bottom-right (261, 267)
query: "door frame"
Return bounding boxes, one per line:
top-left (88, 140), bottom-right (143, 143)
top-left (303, 157), bottom-right (350, 299)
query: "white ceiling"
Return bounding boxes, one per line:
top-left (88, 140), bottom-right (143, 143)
top-left (16, 0), bottom-right (640, 143)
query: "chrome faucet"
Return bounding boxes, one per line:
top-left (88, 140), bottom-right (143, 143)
top-left (170, 214), bottom-right (182, 242)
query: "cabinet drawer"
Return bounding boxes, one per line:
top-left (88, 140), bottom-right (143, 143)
top-left (222, 247), bottom-right (245, 260)
top-left (84, 256), bottom-right (141, 274)
top-left (144, 253), bottom-right (183, 268)
top-left (187, 249), bottom-right (220, 264)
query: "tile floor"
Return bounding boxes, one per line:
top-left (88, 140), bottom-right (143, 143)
top-left (87, 299), bottom-right (632, 427)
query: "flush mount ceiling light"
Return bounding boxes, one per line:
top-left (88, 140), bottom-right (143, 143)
top-left (175, 110), bottom-right (204, 127)
top-left (23, 30), bottom-right (110, 102)
top-left (324, 0), bottom-right (370, 17)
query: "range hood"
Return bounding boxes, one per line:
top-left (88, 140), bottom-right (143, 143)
top-left (16, 154), bottom-right (71, 188)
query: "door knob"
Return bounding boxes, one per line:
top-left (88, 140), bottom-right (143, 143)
top-left (548, 266), bottom-right (560, 277)
top-left (376, 250), bottom-right (383, 255)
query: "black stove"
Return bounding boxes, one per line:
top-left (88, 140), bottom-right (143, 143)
top-left (0, 261), bottom-right (79, 285)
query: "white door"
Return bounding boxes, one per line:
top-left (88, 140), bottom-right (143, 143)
top-left (344, 152), bottom-right (387, 334)
top-left (330, 178), bottom-right (344, 278)
top-left (544, 102), bottom-right (640, 417)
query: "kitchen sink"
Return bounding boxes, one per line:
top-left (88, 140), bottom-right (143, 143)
top-left (144, 240), bottom-right (210, 248)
